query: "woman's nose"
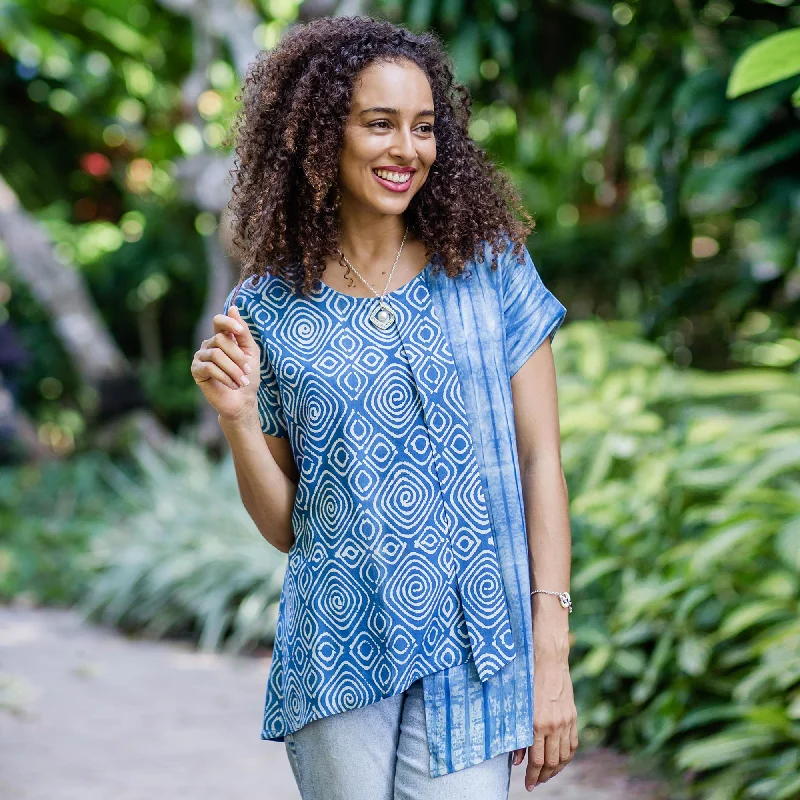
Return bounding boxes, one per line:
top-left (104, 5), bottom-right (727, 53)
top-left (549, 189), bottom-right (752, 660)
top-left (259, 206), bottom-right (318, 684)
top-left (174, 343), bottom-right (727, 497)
top-left (389, 127), bottom-right (417, 160)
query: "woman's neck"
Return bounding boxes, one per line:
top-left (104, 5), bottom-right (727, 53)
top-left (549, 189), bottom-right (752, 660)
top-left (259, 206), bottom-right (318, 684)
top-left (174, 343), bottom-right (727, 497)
top-left (324, 219), bottom-right (427, 295)
top-left (336, 216), bottom-right (410, 267)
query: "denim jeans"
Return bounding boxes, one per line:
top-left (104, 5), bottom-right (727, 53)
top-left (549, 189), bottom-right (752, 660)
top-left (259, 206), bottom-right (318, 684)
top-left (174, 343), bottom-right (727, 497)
top-left (284, 678), bottom-right (512, 800)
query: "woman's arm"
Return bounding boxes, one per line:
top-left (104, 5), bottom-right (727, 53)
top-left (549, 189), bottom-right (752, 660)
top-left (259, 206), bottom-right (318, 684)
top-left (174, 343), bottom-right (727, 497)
top-left (195, 299), bottom-right (298, 555)
top-left (219, 411), bottom-right (298, 553)
top-left (511, 337), bottom-right (571, 656)
top-left (510, 337), bottom-right (577, 790)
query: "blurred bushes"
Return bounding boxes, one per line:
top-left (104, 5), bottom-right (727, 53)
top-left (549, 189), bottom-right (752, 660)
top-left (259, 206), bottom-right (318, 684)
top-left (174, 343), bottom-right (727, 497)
top-left (2, 4), bottom-right (799, 795)
top-left (2, 2), bottom-right (799, 446)
top-left (559, 321), bottom-right (799, 799)
top-left (0, 437), bottom-right (286, 652)
top-left (0, 452), bottom-right (119, 604)
top-left (80, 438), bottom-right (286, 653)
top-left (386, 0), bottom-right (800, 370)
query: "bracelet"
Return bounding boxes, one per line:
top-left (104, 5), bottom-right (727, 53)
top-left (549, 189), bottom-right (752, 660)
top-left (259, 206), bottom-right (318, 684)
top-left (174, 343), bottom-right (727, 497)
top-left (530, 589), bottom-right (572, 612)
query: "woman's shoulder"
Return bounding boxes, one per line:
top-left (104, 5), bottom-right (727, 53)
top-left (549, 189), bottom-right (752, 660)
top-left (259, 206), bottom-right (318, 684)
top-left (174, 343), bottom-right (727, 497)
top-left (453, 235), bottom-right (515, 276)
top-left (473, 233), bottom-right (541, 290)
top-left (450, 235), bottom-right (516, 288)
top-left (480, 233), bottom-right (518, 266)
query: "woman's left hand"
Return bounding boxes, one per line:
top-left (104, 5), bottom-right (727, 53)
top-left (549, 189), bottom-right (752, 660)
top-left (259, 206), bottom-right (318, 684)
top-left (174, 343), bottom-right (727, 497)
top-left (512, 654), bottom-right (578, 791)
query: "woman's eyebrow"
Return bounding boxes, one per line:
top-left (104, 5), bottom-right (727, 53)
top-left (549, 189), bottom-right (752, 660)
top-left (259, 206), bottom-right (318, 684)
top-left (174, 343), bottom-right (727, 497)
top-left (358, 106), bottom-right (435, 117)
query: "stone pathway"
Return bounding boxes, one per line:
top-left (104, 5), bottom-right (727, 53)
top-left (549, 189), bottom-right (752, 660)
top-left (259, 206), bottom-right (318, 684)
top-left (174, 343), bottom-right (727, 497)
top-left (0, 605), bottom-right (667, 799)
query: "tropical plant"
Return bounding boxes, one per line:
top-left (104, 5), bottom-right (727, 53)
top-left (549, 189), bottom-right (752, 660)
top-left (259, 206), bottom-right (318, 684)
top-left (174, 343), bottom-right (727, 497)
top-left (0, 452), bottom-right (120, 604)
top-left (559, 321), bottom-right (800, 799)
top-left (4, 316), bottom-right (797, 796)
top-left (79, 438), bottom-right (287, 653)
top-left (728, 27), bottom-right (800, 106)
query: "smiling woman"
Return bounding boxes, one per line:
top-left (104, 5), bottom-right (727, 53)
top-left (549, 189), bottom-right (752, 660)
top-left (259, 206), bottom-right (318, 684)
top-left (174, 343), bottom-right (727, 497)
top-left (221, 16), bottom-right (537, 299)
top-left (193, 14), bottom-right (577, 800)
top-left (357, 97), bottom-right (435, 193)
top-left (326, 58), bottom-right (438, 297)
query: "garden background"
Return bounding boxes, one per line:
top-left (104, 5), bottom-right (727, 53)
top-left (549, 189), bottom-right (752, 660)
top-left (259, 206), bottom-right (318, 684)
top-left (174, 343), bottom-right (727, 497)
top-left (1, 1), bottom-right (798, 798)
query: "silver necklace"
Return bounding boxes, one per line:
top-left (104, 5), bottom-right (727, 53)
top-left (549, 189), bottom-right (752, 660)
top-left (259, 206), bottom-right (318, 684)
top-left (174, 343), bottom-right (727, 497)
top-left (337, 227), bottom-right (409, 331)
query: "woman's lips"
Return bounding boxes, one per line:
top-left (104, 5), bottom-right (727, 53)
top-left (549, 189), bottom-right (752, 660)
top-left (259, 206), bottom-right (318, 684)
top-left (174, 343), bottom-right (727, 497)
top-left (372, 170), bottom-right (413, 193)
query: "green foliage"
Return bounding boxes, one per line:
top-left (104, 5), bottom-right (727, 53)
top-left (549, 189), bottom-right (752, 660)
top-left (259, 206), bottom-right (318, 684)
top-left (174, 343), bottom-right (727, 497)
top-left (1, 4), bottom-right (799, 792)
top-left (2, 0), bottom-right (799, 445)
top-left (0, 453), bottom-right (121, 604)
top-left (383, 0), bottom-right (800, 370)
top-left (79, 438), bottom-right (287, 654)
top-left (556, 323), bottom-right (800, 798)
top-left (727, 28), bottom-right (800, 104)
top-left (0, 440), bottom-right (286, 656)
top-left (0, 0), bottom-right (226, 432)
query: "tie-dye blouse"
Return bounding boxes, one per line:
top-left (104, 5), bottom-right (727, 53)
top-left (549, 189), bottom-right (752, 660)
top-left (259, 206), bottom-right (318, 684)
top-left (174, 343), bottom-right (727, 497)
top-left (223, 234), bottom-right (567, 778)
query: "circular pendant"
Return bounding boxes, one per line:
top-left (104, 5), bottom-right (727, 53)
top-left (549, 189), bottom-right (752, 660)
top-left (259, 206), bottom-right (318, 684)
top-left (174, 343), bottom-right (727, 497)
top-left (369, 300), bottom-right (396, 331)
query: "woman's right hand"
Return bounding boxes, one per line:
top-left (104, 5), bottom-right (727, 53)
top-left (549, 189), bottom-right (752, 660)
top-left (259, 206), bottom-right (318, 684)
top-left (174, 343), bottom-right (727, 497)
top-left (191, 304), bottom-right (261, 423)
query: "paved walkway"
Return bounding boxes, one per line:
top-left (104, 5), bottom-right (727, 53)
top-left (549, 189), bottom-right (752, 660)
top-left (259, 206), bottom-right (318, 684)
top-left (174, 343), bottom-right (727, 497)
top-left (0, 605), bottom-right (667, 799)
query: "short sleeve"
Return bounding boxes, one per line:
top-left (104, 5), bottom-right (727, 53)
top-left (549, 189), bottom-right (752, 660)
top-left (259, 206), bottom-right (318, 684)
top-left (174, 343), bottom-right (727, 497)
top-left (223, 284), bottom-right (290, 439)
top-left (502, 243), bottom-right (567, 378)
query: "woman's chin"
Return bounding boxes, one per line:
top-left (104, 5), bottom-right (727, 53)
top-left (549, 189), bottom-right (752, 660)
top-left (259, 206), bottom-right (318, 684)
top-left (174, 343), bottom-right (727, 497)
top-left (364, 195), bottom-right (415, 215)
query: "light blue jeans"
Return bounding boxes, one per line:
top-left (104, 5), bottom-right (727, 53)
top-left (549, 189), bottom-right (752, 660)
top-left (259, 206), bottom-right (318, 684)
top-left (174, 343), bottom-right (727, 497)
top-left (284, 678), bottom-right (512, 800)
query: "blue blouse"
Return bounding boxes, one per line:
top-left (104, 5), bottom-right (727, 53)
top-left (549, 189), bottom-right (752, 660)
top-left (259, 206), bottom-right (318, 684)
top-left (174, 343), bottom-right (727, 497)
top-left (223, 235), bottom-right (567, 778)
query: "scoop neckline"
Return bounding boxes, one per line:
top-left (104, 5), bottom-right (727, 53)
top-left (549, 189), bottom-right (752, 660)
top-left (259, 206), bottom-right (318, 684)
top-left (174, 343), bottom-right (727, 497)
top-left (315, 260), bottom-right (430, 301)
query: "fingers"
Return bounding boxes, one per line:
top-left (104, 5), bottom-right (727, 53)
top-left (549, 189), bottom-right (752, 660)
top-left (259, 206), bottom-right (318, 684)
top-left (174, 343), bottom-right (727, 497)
top-left (213, 306), bottom-right (246, 336)
top-left (550, 728), bottom-right (572, 780)
top-left (191, 354), bottom-right (245, 391)
top-left (525, 734), bottom-right (545, 791)
top-left (194, 346), bottom-right (251, 389)
top-left (543, 731), bottom-right (561, 783)
top-left (217, 304), bottom-right (258, 350)
top-left (211, 312), bottom-right (249, 355)
top-left (542, 727), bottom-right (568, 783)
top-left (525, 734), bottom-right (556, 789)
top-left (525, 726), bottom-right (557, 789)
top-left (562, 713), bottom-right (578, 766)
top-left (209, 321), bottom-right (253, 376)
top-left (192, 305), bottom-right (260, 394)
top-left (523, 716), bottom-right (578, 790)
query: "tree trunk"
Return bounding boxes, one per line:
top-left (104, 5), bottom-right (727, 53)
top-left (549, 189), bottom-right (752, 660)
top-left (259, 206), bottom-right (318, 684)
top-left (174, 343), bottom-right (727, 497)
top-left (0, 176), bottom-right (172, 453)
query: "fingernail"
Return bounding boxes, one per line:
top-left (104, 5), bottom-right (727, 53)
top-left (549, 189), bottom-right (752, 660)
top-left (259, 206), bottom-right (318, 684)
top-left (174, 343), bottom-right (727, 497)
top-left (243, 363), bottom-right (252, 374)
top-left (234, 323), bottom-right (243, 332)
top-left (240, 375), bottom-right (249, 386)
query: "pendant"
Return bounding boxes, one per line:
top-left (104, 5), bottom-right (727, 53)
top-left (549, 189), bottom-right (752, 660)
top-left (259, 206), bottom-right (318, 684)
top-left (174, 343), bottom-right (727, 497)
top-left (369, 299), bottom-right (396, 330)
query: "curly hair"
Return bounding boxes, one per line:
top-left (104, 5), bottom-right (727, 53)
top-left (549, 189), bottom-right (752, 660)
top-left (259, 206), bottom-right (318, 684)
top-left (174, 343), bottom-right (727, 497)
top-left (224, 15), bottom-right (534, 298)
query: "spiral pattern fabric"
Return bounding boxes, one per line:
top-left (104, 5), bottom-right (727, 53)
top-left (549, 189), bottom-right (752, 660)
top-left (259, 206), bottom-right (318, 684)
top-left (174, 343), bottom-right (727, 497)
top-left (223, 235), bottom-right (567, 778)
top-left (224, 261), bottom-right (517, 743)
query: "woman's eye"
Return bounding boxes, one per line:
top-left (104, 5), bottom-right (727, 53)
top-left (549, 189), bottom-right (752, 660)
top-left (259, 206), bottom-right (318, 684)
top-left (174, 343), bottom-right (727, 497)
top-left (368, 121), bottom-right (434, 134)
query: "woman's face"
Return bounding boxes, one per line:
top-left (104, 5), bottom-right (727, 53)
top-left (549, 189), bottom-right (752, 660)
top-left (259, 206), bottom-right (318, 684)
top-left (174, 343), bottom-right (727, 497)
top-left (338, 58), bottom-right (436, 217)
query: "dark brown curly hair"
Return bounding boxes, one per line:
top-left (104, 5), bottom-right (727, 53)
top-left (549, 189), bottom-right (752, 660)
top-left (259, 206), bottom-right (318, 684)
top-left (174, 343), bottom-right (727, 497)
top-left (224, 14), bottom-right (534, 297)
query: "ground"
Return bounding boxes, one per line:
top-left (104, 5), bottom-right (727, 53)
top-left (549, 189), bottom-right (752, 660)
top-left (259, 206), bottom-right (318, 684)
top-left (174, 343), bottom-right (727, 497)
top-left (1, 604), bottom-right (668, 799)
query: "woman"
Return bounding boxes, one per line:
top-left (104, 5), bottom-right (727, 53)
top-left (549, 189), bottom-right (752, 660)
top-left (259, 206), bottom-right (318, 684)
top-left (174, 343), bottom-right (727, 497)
top-left (191, 15), bottom-right (577, 800)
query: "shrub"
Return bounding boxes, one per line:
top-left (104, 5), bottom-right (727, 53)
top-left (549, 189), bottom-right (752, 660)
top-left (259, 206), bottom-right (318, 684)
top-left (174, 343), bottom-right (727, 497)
top-left (558, 321), bottom-right (799, 799)
top-left (80, 439), bottom-right (286, 654)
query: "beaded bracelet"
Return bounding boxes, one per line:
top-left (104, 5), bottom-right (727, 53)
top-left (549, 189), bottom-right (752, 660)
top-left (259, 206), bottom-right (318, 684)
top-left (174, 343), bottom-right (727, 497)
top-left (530, 589), bottom-right (572, 612)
